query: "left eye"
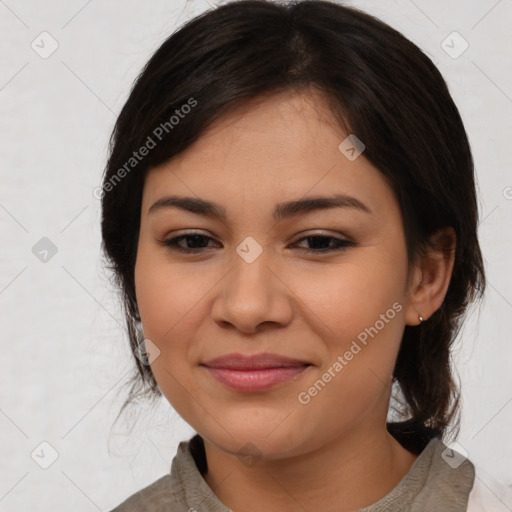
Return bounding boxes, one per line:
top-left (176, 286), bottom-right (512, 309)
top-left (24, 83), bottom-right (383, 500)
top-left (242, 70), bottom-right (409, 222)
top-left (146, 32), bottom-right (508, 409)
top-left (291, 235), bottom-right (355, 252)
top-left (159, 233), bottom-right (355, 254)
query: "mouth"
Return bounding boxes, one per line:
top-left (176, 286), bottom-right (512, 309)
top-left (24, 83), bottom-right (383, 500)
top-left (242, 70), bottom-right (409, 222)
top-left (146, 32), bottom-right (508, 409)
top-left (201, 353), bottom-right (312, 392)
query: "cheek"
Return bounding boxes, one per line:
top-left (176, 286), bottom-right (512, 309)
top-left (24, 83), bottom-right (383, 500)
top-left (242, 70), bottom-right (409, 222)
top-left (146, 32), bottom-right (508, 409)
top-left (134, 244), bottom-right (217, 390)
top-left (135, 265), bottom-right (205, 350)
top-left (292, 254), bottom-right (406, 337)
top-left (135, 237), bottom-right (199, 333)
top-left (134, 250), bottom-right (208, 420)
top-left (292, 256), bottom-right (406, 396)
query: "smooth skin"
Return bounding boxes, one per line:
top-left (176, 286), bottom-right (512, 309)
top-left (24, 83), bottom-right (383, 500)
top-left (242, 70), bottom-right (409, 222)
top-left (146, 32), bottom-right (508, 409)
top-left (134, 88), bottom-right (456, 512)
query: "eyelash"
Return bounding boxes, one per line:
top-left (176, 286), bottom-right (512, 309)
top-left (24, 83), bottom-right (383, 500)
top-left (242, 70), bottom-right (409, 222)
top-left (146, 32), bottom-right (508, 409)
top-left (158, 232), bottom-right (356, 254)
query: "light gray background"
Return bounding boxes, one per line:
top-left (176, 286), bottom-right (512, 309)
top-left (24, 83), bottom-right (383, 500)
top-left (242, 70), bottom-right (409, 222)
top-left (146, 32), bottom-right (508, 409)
top-left (1, 0), bottom-right (511, 510)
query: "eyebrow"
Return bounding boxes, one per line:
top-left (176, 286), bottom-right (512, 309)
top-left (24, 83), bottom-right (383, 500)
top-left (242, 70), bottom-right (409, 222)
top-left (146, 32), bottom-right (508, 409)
top-left (148, 193), bottom-right (373, 221)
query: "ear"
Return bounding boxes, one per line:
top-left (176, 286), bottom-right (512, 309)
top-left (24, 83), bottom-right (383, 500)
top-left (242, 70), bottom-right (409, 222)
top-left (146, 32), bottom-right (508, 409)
top-left (404, 227), bottom-right (456, 326)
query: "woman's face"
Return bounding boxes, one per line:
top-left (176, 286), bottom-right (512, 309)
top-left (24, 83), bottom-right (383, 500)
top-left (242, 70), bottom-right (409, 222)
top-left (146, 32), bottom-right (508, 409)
top-left (134, 89), bottom-right (417, 459)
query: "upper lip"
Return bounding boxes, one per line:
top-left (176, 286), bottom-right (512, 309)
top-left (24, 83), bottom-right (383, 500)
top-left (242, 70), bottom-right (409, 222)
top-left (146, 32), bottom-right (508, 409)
top-left (202, 353), bottom-right (311, 370)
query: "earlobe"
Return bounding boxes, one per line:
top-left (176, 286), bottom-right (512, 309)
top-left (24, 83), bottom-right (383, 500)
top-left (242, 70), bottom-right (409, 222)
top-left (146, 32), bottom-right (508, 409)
top-left (404, 227), bottom-right (456, 326)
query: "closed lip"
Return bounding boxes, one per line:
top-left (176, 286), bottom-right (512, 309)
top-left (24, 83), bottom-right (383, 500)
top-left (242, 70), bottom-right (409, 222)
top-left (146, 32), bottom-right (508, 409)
top-left (201, 353), bottom-right (311, 370)
top-left (202, 352), bottom-right (312, 392)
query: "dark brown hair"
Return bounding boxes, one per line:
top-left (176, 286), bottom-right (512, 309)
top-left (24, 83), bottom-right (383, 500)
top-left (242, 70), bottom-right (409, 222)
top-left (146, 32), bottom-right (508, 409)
top-left (101, 0), bottom-right (485, 454)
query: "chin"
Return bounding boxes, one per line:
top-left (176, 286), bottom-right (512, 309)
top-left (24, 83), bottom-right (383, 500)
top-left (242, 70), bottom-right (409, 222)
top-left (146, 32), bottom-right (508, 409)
top-left (198, 418), bottom-right (316, 462)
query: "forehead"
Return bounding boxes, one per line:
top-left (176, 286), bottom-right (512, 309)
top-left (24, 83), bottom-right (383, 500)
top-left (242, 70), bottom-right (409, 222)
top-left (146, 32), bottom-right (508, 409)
top-left (141, 89), bottom-right (398, 222)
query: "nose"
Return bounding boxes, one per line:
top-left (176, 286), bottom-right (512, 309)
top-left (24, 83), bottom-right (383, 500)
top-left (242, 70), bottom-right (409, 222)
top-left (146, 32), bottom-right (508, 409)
top-left (210, 247), bottom-right (294, 335)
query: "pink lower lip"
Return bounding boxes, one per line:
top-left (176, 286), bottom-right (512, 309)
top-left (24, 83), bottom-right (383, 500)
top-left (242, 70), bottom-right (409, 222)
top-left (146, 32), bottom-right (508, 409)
top-left (205, 366), bottom-right (308, 392)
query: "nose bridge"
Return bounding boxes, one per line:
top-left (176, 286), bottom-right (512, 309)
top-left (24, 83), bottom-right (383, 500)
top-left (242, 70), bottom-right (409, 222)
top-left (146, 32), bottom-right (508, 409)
top-left (211, 238), bottom-right (292, 332)
top-left (228, 238), bottom-right (274, 306)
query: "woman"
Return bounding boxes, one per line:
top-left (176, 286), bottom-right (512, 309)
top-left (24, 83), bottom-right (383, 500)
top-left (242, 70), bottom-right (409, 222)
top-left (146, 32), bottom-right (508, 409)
top-left (100, 1), bottom-right (511, 510)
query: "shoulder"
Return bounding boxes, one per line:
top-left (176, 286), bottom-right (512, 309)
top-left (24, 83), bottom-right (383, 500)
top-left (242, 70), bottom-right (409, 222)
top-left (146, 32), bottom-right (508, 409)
top-left (467, 465), bottom-right (512, 511)
top-left (108, 474), bottom-right (187, 512)
top-left (108, 435), bottom-right (213, 512)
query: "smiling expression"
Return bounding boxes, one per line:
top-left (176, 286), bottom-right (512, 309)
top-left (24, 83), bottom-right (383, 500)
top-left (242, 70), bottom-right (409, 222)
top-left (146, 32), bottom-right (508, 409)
top-left (134, 88), bottom-right (416, 459)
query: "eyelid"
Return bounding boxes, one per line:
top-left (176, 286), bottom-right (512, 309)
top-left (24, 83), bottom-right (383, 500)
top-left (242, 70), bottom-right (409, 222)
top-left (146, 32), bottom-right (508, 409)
top-left (289, 232), bottom-right (355, 252)
top-left (167, 228), bottom-right (210, 236)
top-left (162, 229), bottom-right (351, 241)
top-left (157, 229), bottom-right (356, 255)
top-left (290, 229), bottom-right (351, 241)
top-left (164, 228), bottom-right (350, 240)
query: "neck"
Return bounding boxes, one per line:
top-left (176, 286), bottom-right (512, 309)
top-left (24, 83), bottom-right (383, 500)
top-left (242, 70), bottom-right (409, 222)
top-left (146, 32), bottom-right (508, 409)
top-left (203, 425), bottom-right (419, 512)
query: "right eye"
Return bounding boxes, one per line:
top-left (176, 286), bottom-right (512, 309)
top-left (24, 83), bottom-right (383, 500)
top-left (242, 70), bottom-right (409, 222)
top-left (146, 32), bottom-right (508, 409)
top-left (158, 233), bottom-right (220, 253)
